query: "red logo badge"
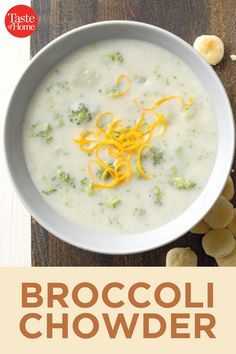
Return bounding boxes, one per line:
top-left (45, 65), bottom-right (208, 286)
top-left (5, 5), bottom-right (38, 38)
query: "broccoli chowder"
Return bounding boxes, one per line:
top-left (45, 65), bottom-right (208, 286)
top-left (24, 39), bottom-right (217, 235)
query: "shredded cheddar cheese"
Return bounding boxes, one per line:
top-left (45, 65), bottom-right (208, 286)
top-left (133, 95), bottom-right (194, 111)
top-left (137, 145), bottom-right (152, 179)
top-left (73, 92), bottom-right (194, 189)
top-left (109, 75), bottom-right (131, 97)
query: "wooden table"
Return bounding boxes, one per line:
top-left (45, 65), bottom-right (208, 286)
top-left (31, 0), bottom-right (236, 266)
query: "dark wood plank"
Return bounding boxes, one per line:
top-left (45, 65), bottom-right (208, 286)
top-left (31, 0), bottom-right (235, 266)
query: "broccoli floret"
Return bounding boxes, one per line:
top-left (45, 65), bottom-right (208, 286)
top-left (71, 102), bottom-right (92, 125)
top-left (29, 122), bottom-right (39, 137)
top-left (134, 208), bottom-right (146, 216)
top-left (171, 176), bottom-right (196, 190)
top-left (107, 52), bottom-right (124, 64)
top-left (99, 199), bottom-right (121, 209)
top-left (108, 199), bottom-right (121, 208)
top-left (80, 178), bottom-right (94, 196)
top-left (154, 187), bottom-right (163, 205)
top-left (80, 177), bottom-right (89, 186)
top-left (42, 188), bottom-right (57, 195)
top-left (150, 147), bottom-right (164, 165)
top-left (143, 146), bottom-right (164, 166)
top-left (38, 123), bottom-right (53, 143)
top-left (108, 87), bottom-right (119, 96)
top-left (41, 168), bottom-right (76, 198)
top-left (30, 122), bottom-right (53, 143)
top-left (57, 168), bottom-right (75, 188)
top-left (46, 81), bottom-right (70, 93)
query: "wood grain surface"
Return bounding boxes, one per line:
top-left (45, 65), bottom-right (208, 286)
top-left (31, 0), bottom-right (236, 266)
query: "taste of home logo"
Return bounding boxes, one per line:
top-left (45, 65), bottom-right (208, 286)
top-left (5, 5), bottom-right (38, 38)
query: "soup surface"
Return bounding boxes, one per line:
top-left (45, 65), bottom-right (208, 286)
top-left (24, 39), bottom-right (217, 234)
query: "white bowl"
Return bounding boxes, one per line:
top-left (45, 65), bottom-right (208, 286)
top-left (4, 21), bottom-right (235, 254)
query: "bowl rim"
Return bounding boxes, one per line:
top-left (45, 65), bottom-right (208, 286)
top-left (4, 20), bottom-right (235, 255)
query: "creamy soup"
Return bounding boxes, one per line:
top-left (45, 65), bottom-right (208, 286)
top-left (24, 39), bottom-right (217, 234)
